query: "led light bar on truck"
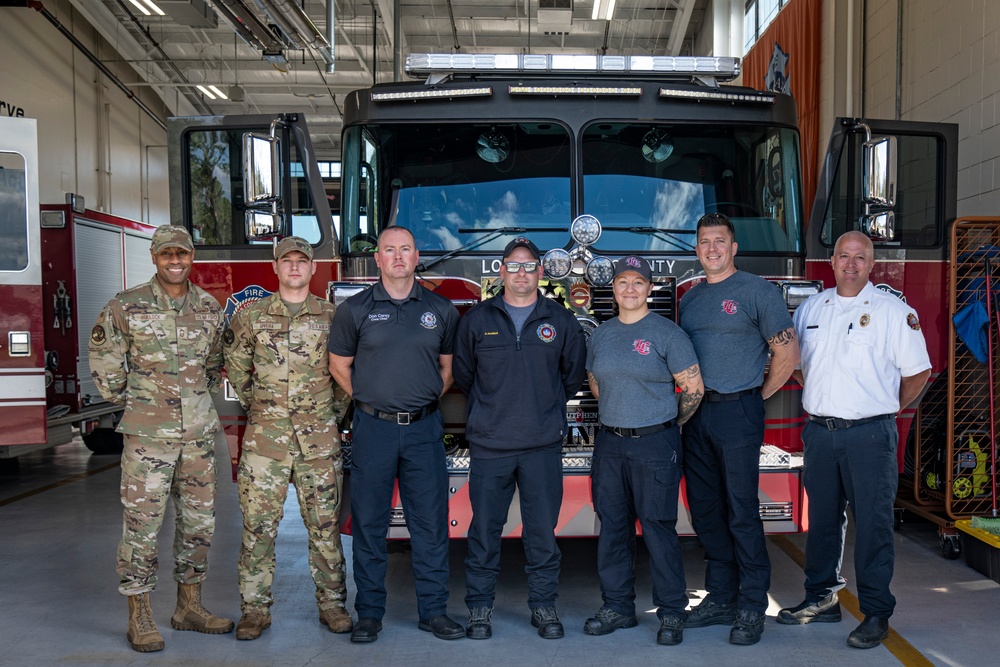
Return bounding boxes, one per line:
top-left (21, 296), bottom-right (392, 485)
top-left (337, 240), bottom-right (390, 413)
top-left (405, 53), bottom-right (741, 81)
top-left (371, 86), bottom-right (493, 102)
top-left (659, 88), bottom-right (776, 104)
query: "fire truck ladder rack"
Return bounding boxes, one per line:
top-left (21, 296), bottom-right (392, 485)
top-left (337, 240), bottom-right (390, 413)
top-left (898, 217), bottom-right (1000, 558)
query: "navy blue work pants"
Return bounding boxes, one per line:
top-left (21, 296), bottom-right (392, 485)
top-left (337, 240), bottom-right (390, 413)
top-left (591, 426), bottom-right (687, 617)
top-left (801, 418), bottom-right (898, 618)
top-left (681, 393), bottom-right (770, 613)
top-left (350, 409), bottom-right (450, 621)
top-left (464, 446), bottom-right (563, 610)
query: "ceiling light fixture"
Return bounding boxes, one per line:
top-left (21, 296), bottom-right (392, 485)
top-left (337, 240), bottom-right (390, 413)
top-left (195, 85), bottom-right (228, 100)
top-left (591, 0), bottom-right (617, 21)
top-left (127, 0), bottom-right (165, 17)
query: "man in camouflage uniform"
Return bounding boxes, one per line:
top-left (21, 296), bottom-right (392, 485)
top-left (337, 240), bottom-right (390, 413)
top-left (224, 236), bottom-right (353, 640)
top-left (89, 225), bottom-right (233, 653)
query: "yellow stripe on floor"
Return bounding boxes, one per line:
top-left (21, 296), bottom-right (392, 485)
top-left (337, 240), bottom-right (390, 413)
top-left (770, 535), bottom-right (934, 667)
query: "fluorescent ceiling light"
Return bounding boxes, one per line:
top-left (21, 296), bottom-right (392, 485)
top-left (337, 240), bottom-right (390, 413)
top-left (128, 0), bottom-right (165, 16)
top-left (207, 85), bottom-right (228, 100)
top-left (592, 0), bottom-right (617, 21)
top-left (196, 85), bottom-right (216, 100)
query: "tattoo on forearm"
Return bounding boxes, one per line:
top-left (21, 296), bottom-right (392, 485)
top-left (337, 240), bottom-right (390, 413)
top-left (768, 327), bottom-right (796, 348)
top-left (677, 388), bottom-right (703, 425)
top-left (587, 371), bottom-right (598, 392)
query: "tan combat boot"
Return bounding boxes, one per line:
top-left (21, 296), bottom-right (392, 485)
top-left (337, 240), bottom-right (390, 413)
top-left (127, 593), bottom-right (165, 652)
top-left (170, 582), bottom-right (235, 634)
top-left (236, 607), bottom-right (272, 640)
top-left (319, 605), bottom-right (354, 633)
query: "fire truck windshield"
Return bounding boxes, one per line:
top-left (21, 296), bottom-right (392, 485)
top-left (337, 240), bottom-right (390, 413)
top-left (340, 122), bottom-right (802, 256)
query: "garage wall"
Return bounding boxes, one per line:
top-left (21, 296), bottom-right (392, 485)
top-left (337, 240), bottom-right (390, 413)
top-left (0, 2), bottom-right (171, 226)
top-left (863, 0), bottom-right (1000, 215)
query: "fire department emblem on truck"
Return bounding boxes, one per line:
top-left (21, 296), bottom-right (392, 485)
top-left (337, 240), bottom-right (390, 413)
top-left (569, 282), bottom-right (591, 309)
top-left (224, 285), bottom-right (273, 325)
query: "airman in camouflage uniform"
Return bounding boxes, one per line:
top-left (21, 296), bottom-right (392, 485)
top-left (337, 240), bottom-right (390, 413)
top-left (89, 225), bottom-right (233, 653)
top-left (224, 236), bottom-right (353, 640)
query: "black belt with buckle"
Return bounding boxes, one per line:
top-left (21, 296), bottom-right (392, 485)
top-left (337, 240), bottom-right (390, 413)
top-left (600, 421), bottom-right (674, 438)
top-left (703, 387), bottom-right (760, 403)
top-left (808, 413), bottom-right (895, 431)
top-left (354, 399), bottom-right (439, 425)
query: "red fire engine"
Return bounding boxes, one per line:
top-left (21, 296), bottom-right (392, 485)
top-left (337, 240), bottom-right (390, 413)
top-left (0, 116), bottom-right (157, 461)
top-left (167, 54), bottom-right (957, 540)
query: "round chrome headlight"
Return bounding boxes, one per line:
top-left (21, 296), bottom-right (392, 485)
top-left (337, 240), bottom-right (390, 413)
top-left (585, 256), bottom-right (615, 287)
top-left (570, 214), bottom-right (602, 247)
top-left (542, 248), bottom-right (573, 280)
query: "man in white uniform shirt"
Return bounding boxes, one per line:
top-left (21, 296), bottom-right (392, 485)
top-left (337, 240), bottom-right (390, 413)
top-left (778, 231), bottom-right (931, 650)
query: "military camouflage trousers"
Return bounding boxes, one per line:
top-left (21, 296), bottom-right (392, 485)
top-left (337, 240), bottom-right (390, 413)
top-left (237, 448), bottom-right (347, 612)
top-left (117, 434), bottom-right (218, 595)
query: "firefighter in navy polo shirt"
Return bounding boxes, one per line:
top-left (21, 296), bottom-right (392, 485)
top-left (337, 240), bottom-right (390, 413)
top-left (453, 237), bottom-right (587, 641)
top-left (328, 225), bottom-right (463, 643)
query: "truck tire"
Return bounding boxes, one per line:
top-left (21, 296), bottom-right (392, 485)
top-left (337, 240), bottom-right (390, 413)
top-left (82, 428), bottom-right (124, 455)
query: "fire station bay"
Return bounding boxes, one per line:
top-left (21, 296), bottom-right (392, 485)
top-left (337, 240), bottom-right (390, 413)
top-left (4, 1), bottom-right (1000, 665)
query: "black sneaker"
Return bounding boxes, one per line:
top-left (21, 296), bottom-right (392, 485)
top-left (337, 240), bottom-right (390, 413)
top-left (729, 609), bottom-right (765, 646)
top-left (466, 606), bottom-right (493, 640)
top-left (685, 599), bottom-right (737, 628)
top-left (656, 615), bottom-right (685, 646)
top-left (531, 606), bottom-right (564, 639)
top-left (776, 593), bottom-right (841, 625)
top-left (583, 606), bottom-right (639, 636)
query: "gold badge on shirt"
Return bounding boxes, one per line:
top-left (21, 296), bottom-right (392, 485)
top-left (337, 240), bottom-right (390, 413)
top-left (860, 314), bottom-right (870, 328)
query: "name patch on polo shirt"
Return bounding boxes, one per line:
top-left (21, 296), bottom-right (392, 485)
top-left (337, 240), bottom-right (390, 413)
top-left (368, 313), bottom-right (390, 322)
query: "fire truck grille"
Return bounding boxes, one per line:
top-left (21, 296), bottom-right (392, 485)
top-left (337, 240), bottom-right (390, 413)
top-left (590, 279), bottom-right (677, 322)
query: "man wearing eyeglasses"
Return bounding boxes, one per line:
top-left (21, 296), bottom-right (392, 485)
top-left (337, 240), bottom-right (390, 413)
top-left (453, 237), bottom-right (587, 641)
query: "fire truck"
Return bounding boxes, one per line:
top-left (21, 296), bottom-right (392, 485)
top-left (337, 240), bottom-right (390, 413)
top-left (168, 53), bottom-right (957, 539)
top-left (0, 116), bottom-right (157, 461)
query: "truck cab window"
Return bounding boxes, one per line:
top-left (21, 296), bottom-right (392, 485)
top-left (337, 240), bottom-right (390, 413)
top-left (0, 152), bottom-right (29, 271)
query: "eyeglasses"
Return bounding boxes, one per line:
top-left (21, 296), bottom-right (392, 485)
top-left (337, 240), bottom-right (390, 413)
top-left (503, 261), bottom-right (539, 273)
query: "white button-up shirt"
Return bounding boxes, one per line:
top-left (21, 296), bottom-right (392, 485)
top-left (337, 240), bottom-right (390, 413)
top-left (794, 281), bottom-right (931, 419)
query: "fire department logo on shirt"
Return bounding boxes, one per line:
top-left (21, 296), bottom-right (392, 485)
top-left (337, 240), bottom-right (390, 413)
top-left (537, 323), bottom-right (557, 343)
top-left (420, 312), bottom-right (438, 329)
top-left (907, 313), bottom-right (921, 331)
top-left (633, 339), bottom-right (651, 355)
top-left (721, 299), bottom-right (739, 315)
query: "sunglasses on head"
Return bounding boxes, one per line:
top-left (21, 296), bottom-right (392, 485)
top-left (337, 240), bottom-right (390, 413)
top-left (503, 261), bottom-right (539, 273)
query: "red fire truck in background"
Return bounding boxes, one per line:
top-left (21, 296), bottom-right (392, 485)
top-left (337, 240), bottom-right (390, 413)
top-left (167, 54), bottom-right (957, 540)
top-left (0, 116), bottom-right (157, 462)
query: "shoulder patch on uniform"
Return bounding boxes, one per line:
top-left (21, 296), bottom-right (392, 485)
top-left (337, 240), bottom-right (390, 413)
top-left (223, 328), bottom-right (236, 346)
top-left (907, 313), bottom-right (921, 331)
top-left (91, 325), bottom-right (106, 346)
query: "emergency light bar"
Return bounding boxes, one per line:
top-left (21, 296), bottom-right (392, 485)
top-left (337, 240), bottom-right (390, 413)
top-left (405, 53), bottom-right (741, 81)
top-left (509, 85), bottom-right (642, 96)
top-left (371, 86), bottom-right (493, 102)
top-left (659, 88), bottom-right (776, 104)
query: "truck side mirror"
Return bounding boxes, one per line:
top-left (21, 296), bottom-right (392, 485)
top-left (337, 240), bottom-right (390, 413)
top-left (245, 209), bottom-right (282, 241)
top-left (243, 132), bottom-right (281, 205)
top-left (862, 136), bottom-right (896, 208)
top-left (860, 210), bottom-right (895, 242)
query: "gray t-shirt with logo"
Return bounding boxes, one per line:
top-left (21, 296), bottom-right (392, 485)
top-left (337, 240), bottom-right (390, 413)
top-left (679, 270), bottom-right (792, 393)
top-left (586, 312), bottom-right (698, 428)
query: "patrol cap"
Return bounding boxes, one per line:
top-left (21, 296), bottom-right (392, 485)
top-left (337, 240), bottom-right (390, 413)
top-left (502, 236), bottom-right (541, 261)
top-left (274, 236), bottom-right (314, 260)
top-left (613, 255), bottom-right (652, 282)
top-left (150, 225), bottom-right (195, 253)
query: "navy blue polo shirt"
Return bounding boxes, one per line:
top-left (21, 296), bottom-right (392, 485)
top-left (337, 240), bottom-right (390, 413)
top-left (328, 279), bottom-right (459, 413)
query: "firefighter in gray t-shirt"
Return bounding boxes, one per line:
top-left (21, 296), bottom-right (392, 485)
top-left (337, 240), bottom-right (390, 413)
top-left (584, 255), bottom-right (704, 646)
top-left (678, 213), bottom-right (799, 646)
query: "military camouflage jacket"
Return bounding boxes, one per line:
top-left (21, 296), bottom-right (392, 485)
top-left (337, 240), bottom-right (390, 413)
top-left (89, 276), bottom-right (224, 441)
top-left (224, 292), bottom-right (349, 460)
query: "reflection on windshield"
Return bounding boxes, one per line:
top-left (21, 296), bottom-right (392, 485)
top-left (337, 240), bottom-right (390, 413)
top-left (582, 124), bottom-right (802, 253)
top-left (341, 122), bottom-right (802, 255)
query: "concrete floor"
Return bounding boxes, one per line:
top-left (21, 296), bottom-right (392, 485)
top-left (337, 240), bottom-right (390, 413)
top-left (1, 438), bottom-right (997, 667)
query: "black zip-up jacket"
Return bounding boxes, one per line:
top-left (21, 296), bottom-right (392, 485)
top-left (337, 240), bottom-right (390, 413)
top-left (454, 289), bottom-right (587, 458)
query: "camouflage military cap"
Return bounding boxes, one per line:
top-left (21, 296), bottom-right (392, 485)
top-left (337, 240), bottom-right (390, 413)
top-left (150, 225), bottom-right (195, 253)
top-left (274, 236), bottom-right (314, 260)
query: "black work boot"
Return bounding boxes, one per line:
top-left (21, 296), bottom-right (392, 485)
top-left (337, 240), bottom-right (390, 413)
top-left (777, 593), bottom-right (841, 625)
top-left (531, 606), bottom-right (564, 639)
top-left (583, 606), bottom-right (638, 635)
top-left (656, 615), bottom-right (685, 646)
top-left (466, 606), bottom-right (493, 640)
top-left (729, 608), bottom-right (765, 645)
top-left (847, 615), bottom-right (889, 649)
top-left (685, 599), bottom-right (737, 628)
